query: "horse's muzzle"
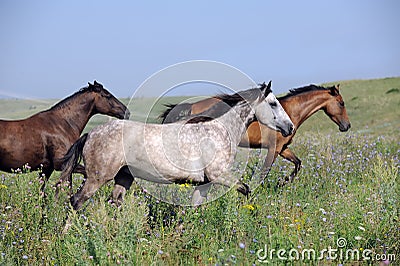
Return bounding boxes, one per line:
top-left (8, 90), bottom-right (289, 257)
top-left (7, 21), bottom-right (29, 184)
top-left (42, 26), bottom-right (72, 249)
top-left (279, 123), bottom-right (295, 137)
top-left (339, 122), bottom-right (351, 132)
top-left (124, 109), bottom-right (131, 120)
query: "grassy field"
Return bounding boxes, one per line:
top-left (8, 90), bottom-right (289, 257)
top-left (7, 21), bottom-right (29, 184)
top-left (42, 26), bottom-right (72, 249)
top-left (0, 77), bottom-right (399, 265)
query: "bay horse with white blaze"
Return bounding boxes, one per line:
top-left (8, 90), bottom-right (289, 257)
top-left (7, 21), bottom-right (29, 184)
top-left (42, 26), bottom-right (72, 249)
top-left (60, 82), bottom-right (294, 210)
top-left (0, 81), bottom-right (130, 190)
top-left (161, 84), bottom-right (351, 183)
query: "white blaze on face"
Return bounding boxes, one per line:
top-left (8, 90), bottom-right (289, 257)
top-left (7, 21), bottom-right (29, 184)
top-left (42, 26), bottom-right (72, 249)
top-left (255, 92), bottom-right (294, 134)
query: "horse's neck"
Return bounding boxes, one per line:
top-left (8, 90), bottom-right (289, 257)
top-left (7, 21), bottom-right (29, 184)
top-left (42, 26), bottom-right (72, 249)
top-left (280, 91), bottom-right (329, 128)
top-left (215, 102), bottom-right (253, 145)
top-left (50, 95), bottom-right (95, 135)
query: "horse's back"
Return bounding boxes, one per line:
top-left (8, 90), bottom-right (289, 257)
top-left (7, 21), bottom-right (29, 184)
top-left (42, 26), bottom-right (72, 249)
top-left (191, 97), bottom-right (221, 114)
top-left (118, 120), bottom-right (210, 182)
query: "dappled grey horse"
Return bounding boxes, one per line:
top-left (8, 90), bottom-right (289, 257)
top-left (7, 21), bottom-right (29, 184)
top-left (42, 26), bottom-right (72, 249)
top-left (60, 82), bottom-right (294, 210)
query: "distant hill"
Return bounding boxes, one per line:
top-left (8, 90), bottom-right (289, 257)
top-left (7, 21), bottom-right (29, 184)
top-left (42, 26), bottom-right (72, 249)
top-left (0, 98), bottom-right (57, 120)
top-left (1, 77), bottom-right (399, 135)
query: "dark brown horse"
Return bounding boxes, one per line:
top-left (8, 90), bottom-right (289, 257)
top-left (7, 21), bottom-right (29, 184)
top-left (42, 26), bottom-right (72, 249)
top-left (160, 84), bottom-right (351, 183)
top-left (0, 81), bottom-right (130, 188)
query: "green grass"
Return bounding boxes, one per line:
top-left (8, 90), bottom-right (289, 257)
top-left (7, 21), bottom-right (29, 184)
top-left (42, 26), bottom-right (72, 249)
top-left (0, 77), bottom-right (399, 265)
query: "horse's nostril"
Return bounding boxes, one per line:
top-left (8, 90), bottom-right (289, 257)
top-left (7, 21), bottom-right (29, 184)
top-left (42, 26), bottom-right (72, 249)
top-left (288, 124), bottom-right (294, 133)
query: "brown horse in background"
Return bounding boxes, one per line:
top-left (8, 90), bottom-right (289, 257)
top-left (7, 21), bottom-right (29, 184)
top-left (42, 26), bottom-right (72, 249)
top-left (160, 84), bottom-right (351, 183)
top-left (0, 81), bottom-right (130, 189)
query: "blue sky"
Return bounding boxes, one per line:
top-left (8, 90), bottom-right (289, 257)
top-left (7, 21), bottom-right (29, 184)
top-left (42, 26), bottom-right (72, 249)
top-left (0, 0), bottom-right (399, 99)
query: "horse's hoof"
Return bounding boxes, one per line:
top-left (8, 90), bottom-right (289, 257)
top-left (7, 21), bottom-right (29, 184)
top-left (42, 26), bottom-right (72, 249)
top-left (237, 183), bottom-right (250, 196)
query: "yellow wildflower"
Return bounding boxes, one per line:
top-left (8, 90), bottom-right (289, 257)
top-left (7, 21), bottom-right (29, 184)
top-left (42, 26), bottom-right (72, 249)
top-left (178, 183), bottom-right (191, 190)
top-left (242, 204), bottom-right (255, 211)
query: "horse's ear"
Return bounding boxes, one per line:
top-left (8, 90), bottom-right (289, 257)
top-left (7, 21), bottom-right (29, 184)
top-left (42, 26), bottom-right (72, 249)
top-left (335, 84), bottom-right (340, 90)
top-left (329, 86), bottom-right (339, 96)
top-left (263, 80), bottom-right (272, 97)
top-left (267, 80), bottom-right (272, 90)
top-left (88, 82), bottom-right (93, 87)
top-left (92, 80), bottom-right (103, 91)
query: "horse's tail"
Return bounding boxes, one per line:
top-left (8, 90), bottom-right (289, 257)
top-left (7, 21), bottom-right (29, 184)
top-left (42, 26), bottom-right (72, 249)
top-left (62, 133), bottom-right (88, 173)
top-left (57, 134), bottom-right (88, 196)
top-left (158, 103), bottom-right (192, 123)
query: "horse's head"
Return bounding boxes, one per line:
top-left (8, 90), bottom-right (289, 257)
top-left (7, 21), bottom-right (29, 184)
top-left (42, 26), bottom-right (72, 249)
top-left (88, 81), bottom-right (130, 119)
top-left (323, 84), bottom-right (351, 132)
top-left (253, 81), bottom-right (294, 137)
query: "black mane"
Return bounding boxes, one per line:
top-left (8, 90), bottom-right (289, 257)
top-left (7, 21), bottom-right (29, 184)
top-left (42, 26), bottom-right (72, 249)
top-left (181, 83), bottom-right (271, 124)
top-left (50, 81), bottom-right (103, 110)
top-left (185, 116), bottom-right (214, 123)
top-left (159, 83), bottom-right (269, 123)
top-left (278, 84), bottom-right (333, 100)
top-left (214, 82), bottom-right (270, 107)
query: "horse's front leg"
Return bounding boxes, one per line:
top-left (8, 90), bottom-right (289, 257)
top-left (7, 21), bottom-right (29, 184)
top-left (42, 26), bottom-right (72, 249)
top-left (260, 147), bottom-right (279, 179)
top-left (39, 167), bottom-right (54, 194)
top-left (279, 147), bottom-right (302, 183)
top-left (70, 171), bottom-right (113, 210)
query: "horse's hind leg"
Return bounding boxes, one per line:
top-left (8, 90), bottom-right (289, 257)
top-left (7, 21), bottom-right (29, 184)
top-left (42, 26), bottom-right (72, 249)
top-left (70, 175), bottom-right (109, 210)
top-left (279, 147), bottom-right (301, 183)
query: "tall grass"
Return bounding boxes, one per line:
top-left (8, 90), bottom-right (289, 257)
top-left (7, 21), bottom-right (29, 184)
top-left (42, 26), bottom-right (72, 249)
top-left (1, 77), bottom-right (399, 264)
top-left (1, 132), bottom-right (398, 265)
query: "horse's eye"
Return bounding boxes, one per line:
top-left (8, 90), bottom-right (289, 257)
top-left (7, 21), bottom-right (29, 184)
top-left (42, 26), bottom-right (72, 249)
top-left (270, 101), bottom-right (277, 107)
top-left (339, 101), bottom-right (345, 107)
